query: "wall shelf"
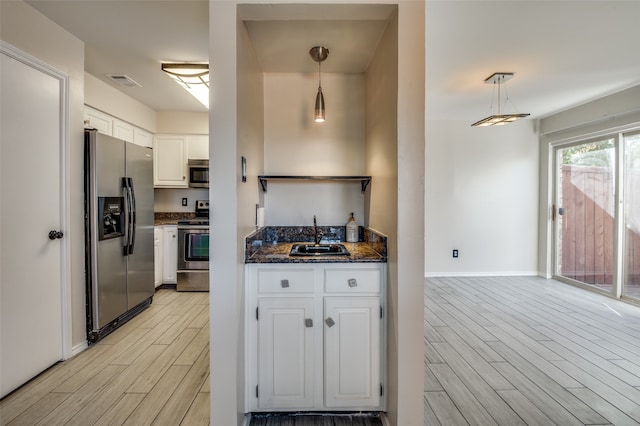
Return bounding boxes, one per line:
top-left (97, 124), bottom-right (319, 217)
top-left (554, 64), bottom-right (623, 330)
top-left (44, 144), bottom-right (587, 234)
top-left (258, 175), bottom-right (372, 193)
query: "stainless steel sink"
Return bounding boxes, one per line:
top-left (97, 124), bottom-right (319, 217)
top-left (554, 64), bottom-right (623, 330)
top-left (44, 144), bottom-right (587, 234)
top-left (289, 243), bottom-right (350, 256)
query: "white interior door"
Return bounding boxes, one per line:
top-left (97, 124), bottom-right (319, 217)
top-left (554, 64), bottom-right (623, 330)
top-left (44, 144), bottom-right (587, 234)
top-left (1, 47), bottom-right (65, 398)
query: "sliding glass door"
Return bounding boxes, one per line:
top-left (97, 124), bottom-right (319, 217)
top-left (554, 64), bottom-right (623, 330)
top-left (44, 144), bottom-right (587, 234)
top-left (623, 133), bottom-right (640, 299)
top-left (555, 131), bottom-right (640, 302)
top-left (555, 139), bottom-right (616, 292)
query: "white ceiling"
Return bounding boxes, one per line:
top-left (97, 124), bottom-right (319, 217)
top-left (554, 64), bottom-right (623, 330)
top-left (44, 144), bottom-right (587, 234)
top-left (25, 1), bottom-right (640, 122)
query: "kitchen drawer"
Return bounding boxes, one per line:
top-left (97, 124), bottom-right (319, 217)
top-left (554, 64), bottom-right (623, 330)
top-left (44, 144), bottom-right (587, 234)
top-left (257, 268), bottom-right (315, 294)
top-left (324, 268), bottom-right (381, 293)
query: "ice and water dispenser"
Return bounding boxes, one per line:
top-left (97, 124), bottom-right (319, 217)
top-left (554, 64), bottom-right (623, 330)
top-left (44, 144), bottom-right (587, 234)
top-left (98, 196), bottom-right (124, 241)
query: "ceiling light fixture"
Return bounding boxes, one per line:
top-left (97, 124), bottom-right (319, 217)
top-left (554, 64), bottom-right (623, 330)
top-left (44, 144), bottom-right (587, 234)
top-left (309, 46), bottom-right (329, 123)
top-left (161, 63), bottom-right (209, 108)
top-left (471, 72), bottom-right (530, 127)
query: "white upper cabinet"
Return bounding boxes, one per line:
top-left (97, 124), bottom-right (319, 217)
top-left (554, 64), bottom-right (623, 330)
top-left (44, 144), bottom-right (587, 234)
top-left (153, 135), bottom-right (188, 187)
top-left (187, 135), bottom-right (209, 159)
top-left (84, 106), bottom-right (152, 147)
top-left (133, 128), bottom-right (153, 148)
top-left (84, 107), bottom-right (111, 136)
top-left (112, 118), bottom-right (134, 143)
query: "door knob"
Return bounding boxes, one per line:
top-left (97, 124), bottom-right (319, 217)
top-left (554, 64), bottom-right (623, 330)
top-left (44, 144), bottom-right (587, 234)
top-left (48, 230), bottom-right (64, 240)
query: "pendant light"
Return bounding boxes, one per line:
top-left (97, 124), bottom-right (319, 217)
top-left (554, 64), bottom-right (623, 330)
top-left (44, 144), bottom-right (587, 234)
top-left (309, 46), bottom-right (329, 123)
top-left (471, 72), bottom-right (530, 127)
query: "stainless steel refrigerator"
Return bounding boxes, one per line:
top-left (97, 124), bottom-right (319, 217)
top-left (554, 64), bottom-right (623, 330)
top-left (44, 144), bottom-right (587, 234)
top-left (84, 128), bottom-right (154, 343)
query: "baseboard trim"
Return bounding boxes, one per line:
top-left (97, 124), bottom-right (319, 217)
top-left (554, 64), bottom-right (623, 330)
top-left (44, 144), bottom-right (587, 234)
top-left (71, 341), bottom-right (88, 357)
top-left (425, 271), bottom-right (538, 278)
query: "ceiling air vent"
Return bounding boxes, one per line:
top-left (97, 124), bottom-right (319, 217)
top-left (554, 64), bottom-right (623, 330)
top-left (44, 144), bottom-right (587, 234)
top-left (107, 74), bottom-right (141, 88)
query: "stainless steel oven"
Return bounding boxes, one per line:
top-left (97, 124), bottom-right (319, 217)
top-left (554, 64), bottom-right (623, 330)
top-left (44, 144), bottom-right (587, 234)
top-left (177, 225), bottom-right (209, 270)
top-left (177, 200), bottom-right (209, 291)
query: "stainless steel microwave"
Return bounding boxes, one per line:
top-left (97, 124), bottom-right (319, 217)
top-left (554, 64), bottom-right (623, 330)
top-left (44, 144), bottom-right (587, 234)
top-left (188, 159), bottom-right (209, 188)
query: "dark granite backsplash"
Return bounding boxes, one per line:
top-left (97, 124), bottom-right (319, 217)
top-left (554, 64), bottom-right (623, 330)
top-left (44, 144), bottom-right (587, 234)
top-left (263, 225), bottom-right (348, 244)
top-left (154, 212), bottom-right (196, 225)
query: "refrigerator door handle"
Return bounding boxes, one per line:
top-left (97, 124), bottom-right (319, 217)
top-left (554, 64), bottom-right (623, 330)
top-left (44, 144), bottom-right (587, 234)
top-left (122, 181), bottom-right (129, 256)
top-left (121, 177), bottom-right (133, 256)
top-left (129, 180), bottom-right (137, 255)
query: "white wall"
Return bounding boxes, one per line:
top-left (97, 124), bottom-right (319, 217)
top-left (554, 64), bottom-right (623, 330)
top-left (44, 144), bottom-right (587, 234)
top-left (210, 2), bottom-right (260, 423)
top-left (263, 73), bottom-right (366, 225)
top-left (394, 3), bottom-right (425, 423)
top-left (364, 8), bottom-right (400, 419)
top-left (85, 72), bottom-right (157, 132)
top-left (0, 0), bottom-right (86, 349)
top-left (154, 188), bottom-right (209, 212)
top-left (425, 119), bottom-right (539, 276)
top-left (156, 111), bottom-right (208, 134)
top-left (235, 18), bottom-right (266, 415)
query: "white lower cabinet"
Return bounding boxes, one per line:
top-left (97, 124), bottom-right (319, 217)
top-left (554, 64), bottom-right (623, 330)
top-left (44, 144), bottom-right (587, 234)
top-left (324, 296), bottom-right (381, 408)
top-left (162, 225), bottom-right (178, 284)
top-left (246, 263), bottom-right (385, 412)
top-left (154, 226), bottom-right (163, 288)
top-left (257, 298), bottom-right (315, 409)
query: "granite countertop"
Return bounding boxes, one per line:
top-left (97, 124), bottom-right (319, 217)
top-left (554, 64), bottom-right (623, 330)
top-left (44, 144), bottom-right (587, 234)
top-left (245, 226), bottom-right (387, 264)
top-left (246, 241), bottom-right (384, 263)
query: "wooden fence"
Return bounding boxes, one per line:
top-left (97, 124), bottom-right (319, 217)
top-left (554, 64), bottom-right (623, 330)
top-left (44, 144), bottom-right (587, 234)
top-left (561, 165), bottom-right (640, 287)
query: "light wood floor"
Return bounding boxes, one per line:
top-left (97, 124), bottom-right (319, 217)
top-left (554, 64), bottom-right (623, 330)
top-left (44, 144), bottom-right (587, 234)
top-left (4, 277), bottom-right (640, 425)
top-left (425, 276), bottom-right (640, 426)
top-left (0, 289), bottom-right (210, 426)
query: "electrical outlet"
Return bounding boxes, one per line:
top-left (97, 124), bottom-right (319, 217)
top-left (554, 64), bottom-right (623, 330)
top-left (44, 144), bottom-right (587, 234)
top-left (181, 198), bottom-right (188, 207)
top-left (452, 249), bottom-right (459, 258)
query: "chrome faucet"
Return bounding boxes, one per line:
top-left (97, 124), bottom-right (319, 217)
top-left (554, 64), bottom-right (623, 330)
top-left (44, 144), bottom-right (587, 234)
top-left (313, 215), bottom-right (323, 245)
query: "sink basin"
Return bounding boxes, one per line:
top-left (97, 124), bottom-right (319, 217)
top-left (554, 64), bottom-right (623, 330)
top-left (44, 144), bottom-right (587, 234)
top-left (289, 243), bottom-right (350, 256)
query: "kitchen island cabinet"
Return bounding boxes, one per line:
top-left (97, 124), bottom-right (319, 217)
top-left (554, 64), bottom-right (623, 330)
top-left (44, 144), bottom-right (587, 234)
top-left (245, 263), bottom-right (385, 412)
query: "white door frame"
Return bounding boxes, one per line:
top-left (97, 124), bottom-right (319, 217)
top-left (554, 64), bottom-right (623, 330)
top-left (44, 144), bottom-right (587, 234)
top-left (1, 41), bottom-right (72, 360)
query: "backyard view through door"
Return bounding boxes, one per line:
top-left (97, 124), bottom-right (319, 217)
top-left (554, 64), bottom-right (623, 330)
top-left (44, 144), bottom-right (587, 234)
top-left (555, 135), bottom-right (640, 300)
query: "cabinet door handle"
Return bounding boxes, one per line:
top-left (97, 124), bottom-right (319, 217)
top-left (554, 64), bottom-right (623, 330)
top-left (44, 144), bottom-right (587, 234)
top-left (325, 317), bottom-right (335, 328)
top-left (305, 318), bottom-right (313, 327)
top-left (280, 279), bottom-right (289, 288)
top-left (348, 278), bottom-right (357, 287)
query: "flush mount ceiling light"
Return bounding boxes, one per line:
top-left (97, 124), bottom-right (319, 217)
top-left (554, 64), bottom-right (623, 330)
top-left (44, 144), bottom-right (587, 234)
top-left (471, 72), bottom-right (530, 127)
top-left (161, 63), bottom-right (209, 109)
top-left (309, 46), bottom-right (329, 123)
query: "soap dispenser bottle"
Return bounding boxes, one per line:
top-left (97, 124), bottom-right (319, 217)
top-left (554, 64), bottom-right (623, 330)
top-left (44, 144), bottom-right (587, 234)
top-left (346, 212), bottom-right (358, 243)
